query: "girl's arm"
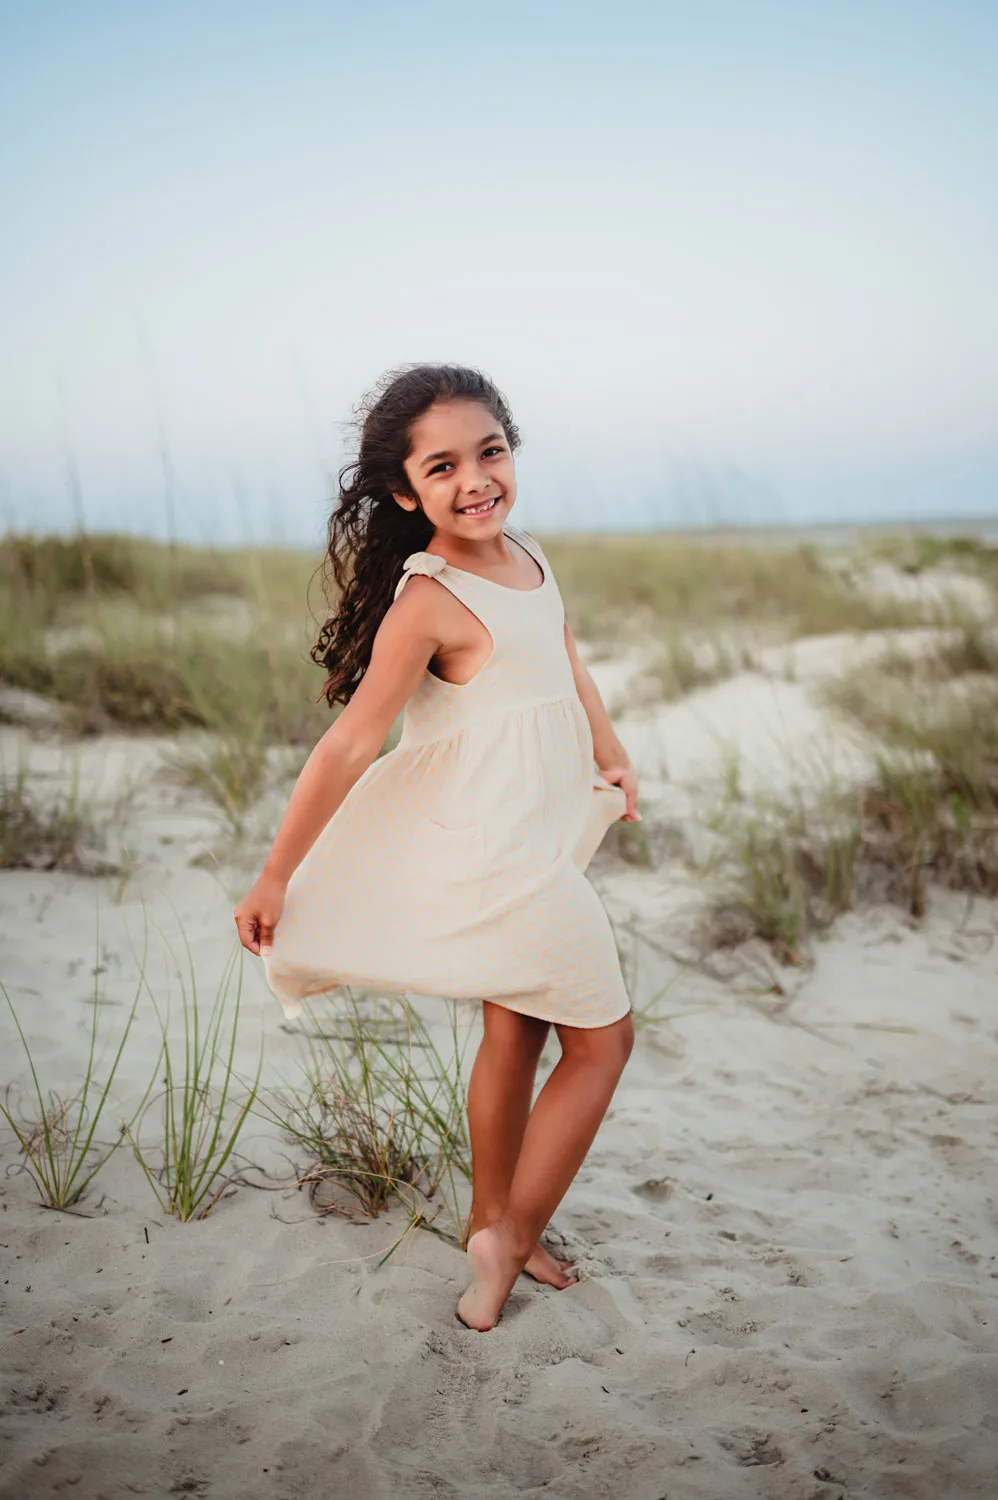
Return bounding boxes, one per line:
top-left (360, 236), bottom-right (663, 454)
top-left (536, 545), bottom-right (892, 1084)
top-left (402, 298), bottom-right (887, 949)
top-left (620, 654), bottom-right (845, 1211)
top-left (564, 623), bottom-right (641, 821)
top-left (234, 581), bottom-right (446, 955)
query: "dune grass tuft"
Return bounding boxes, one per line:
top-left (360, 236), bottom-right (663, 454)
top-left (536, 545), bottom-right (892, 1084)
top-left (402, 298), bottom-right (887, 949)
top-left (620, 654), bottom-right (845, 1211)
top-left (0, 765), bottom-right (112, 872)
top-left (3, 616), bottom-right (331, 742)
top-left (1, 924), bottom-right (157, 1209)
top-left (710, 804), bottom-right (862, 964)
top-left (638, 630), bottom-right (749, 704)
top-left (711, 634), bottom-right (998, 962)
top-left (258, 993), bottom-right (473, 1239)
top-left (126, 938), bottom-right (262, 1222)
top-left (826, 652), bottom-right (998, 913)
top-left (165, 734), bottom-right (271, 837)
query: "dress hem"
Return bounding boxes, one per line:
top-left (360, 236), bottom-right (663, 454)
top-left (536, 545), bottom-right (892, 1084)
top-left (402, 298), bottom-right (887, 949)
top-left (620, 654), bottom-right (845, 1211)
top-left (267, 975), bottom-right (632, 1030)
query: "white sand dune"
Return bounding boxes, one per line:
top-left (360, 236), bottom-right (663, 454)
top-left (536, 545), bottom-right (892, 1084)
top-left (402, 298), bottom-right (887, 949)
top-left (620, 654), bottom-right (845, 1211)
top-left (586, 624), bottom-right (978, 808)
top-left (2, 669), bottom-right (997, 1497)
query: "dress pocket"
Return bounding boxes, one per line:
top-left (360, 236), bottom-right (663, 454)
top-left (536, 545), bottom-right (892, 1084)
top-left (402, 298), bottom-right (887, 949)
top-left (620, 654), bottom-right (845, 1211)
top-left (420, 815), bottom-right (480, 838)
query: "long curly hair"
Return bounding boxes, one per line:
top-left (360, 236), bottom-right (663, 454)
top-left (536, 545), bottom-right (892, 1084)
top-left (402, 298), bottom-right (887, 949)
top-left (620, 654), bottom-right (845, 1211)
top-left (311, 364), bottom-right (521, 707)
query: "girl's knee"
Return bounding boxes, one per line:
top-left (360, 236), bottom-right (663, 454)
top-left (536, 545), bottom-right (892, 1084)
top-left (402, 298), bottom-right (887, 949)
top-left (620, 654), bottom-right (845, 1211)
top-left (559, 1011), bottom-right (634, 1071)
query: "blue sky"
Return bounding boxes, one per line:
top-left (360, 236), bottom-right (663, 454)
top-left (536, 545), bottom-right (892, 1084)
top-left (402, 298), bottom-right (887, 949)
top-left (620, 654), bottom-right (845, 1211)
top-left (1, 0), bottom-right (996, 540)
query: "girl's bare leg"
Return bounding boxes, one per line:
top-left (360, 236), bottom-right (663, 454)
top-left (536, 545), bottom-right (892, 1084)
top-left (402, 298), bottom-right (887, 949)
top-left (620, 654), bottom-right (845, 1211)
top-left (465, 1002), bottom-right (576, 1287)
top-left (458, 1011), bottom-right (635, 1331)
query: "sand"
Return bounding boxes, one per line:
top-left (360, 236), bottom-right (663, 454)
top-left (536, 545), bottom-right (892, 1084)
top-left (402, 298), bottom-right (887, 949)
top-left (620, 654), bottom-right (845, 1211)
top-left (2, 640), bottom-right (997, 1499)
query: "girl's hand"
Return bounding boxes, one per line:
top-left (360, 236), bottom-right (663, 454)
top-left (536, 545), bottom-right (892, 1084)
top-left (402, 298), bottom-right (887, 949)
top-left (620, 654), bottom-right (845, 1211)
top-left (233, 874), bottom-right (287, 957)
top-left (600, 762), bottom-right (641, 821)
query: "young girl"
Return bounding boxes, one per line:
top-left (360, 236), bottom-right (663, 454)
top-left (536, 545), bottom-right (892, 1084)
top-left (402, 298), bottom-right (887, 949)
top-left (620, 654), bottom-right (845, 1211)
top-left (234, 364), bottom-right (639, 1331)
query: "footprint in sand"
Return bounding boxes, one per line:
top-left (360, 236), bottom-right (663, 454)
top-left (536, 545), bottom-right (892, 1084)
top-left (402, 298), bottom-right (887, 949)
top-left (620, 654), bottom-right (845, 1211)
top-left (631, 1177), bottom-right (674, 1202)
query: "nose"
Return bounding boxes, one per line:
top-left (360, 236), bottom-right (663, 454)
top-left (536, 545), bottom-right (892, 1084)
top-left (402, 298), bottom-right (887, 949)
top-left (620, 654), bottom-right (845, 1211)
top-left (460, 462), bottom-right (491, 495)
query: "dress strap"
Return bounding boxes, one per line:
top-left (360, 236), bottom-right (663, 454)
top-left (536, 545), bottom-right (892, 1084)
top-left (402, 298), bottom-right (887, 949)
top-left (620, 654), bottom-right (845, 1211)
top-left (394, 527), bottom-right (546, 603)
top-left (505, 523), bottom-right (547, 575)
top-left (393, 550), bottom-right (448, 602)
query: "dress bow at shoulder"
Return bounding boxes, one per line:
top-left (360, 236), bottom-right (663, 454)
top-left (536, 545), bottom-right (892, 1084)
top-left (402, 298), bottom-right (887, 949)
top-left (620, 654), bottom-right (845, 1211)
top-left (394, 551), bottom-right (447, 599)
top-left (403, 551), bottom-right (447, 578)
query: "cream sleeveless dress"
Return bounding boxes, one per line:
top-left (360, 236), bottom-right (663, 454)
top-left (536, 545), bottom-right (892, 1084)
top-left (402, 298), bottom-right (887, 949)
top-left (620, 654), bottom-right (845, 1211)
top-left (263, 524), bottom-right (630, 1028)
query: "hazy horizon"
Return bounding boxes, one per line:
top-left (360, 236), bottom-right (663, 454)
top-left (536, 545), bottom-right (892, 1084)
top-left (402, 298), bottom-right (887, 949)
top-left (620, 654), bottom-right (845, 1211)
top-left (2, 1), bottom-right (996, 544)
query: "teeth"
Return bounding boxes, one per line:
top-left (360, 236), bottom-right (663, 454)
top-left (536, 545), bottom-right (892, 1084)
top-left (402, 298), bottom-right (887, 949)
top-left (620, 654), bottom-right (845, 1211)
top-left (460, 497), bottom-right (497, 515)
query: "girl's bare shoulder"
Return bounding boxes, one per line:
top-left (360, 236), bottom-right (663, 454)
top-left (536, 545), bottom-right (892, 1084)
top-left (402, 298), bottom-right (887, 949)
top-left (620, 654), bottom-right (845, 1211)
top-left (383, 571), bottom-right (466, 636)
top-left (386, 571), bottom-right (487, 659)
top-left (390, 570), bottom-right (456, 612)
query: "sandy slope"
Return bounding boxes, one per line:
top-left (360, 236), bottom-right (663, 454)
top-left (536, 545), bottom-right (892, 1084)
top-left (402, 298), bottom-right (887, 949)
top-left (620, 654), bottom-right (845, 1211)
top-left (2, 653), bottom-right (998, 1498)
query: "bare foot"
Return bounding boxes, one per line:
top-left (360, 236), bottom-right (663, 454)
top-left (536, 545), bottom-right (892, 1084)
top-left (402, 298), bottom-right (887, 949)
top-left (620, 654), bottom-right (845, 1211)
top-left (457, 1225), bottom-right (525, 1332)
top-left (523, 1242), bottom-right (577, 1288)
top-left (464, 1218), bottom-right (575, 1290)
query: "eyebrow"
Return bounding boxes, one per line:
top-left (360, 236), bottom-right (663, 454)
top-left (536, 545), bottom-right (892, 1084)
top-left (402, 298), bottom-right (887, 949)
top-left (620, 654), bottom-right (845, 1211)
top-left (419, 431), bottom-right (506, 468)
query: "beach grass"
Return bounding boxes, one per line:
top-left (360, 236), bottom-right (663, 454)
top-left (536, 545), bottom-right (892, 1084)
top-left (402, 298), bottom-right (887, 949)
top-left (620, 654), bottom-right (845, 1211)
top-left (607, 909), bottom-right (688, 1026)
top-left (0, 531), bottom-right (329, 743)
top-left (0, 531), bottom-right (247, 627)
top-left (824, 649), bottom-right (998, 913)
top-left (709, 624), bottom-right (998, 960)
top-left (257, 993), bottom-right (473, 1239)
top-left (165, 733), bottom-right (271, 838)
top-left (539, 532), bottom-right (929, 642)
top-left (634, 629), bottom-right (750, 705)
top-left (3, 609), bottom-right (330, 742)
top-left (709, 800), bottom-right (862, 964)
top-left (5, 523), bottom-right (997, 960)
top-left (125, 937), bottom-right (262, 1222)
top-left (0, 761), bottom-right (111, 872)
top-left (0, 923), bottom-right (157, 1210)
top-left (859, 531), bottom-right (998, 586)
top-left (4, 526), bottom-right (992, 739)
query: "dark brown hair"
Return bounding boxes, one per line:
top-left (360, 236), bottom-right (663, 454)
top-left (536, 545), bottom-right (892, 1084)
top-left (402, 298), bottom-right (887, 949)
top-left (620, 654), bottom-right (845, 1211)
top-left (311, 364), bottom-right (521, 706)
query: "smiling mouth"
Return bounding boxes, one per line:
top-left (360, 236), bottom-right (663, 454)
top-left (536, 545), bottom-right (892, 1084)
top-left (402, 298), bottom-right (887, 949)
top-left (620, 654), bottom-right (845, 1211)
top-left (456, 496), bottom-right (499, 516)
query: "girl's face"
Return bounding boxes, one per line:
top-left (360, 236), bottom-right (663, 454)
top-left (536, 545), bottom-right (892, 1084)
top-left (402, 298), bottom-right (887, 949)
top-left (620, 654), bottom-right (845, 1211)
top-left (394, 399), bottom-right (516, 539)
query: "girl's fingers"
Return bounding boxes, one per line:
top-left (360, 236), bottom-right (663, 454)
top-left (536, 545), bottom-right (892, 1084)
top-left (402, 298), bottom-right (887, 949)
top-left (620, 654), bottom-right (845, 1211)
top-left (234, 908), bottom-right (280, 957)
top-left (233, 909), bottom-right (261, 955)
top-left (601, 764), bottom-right (641, 821)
